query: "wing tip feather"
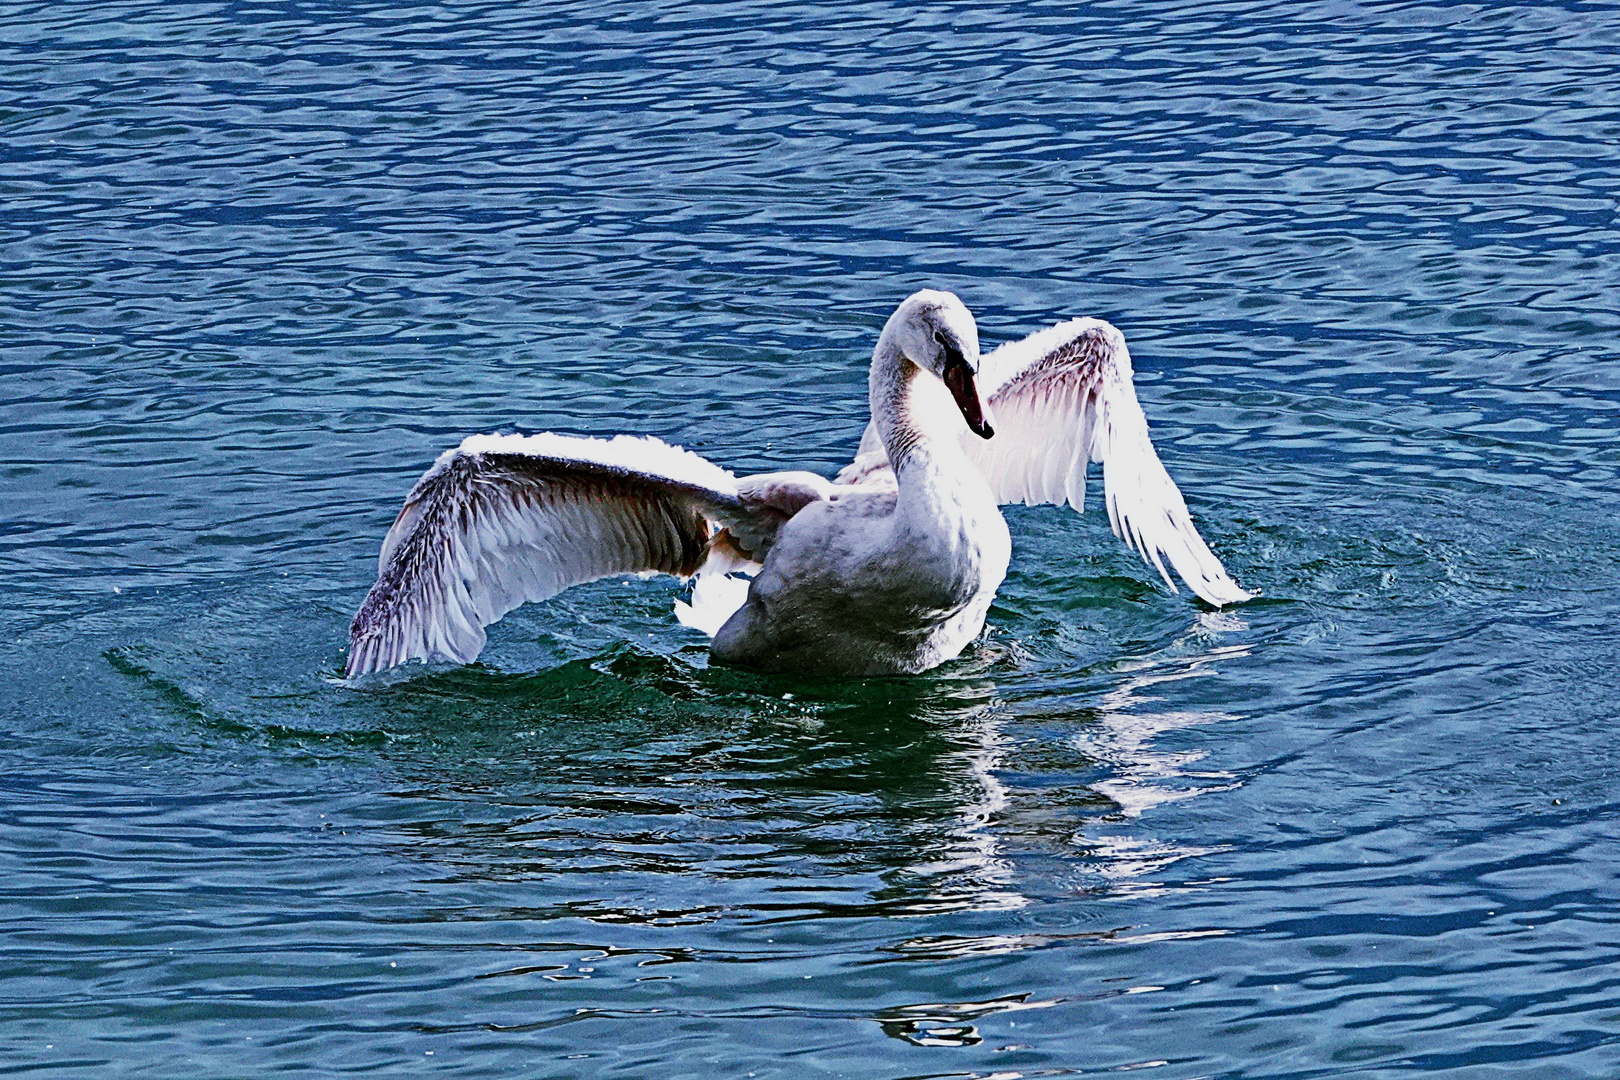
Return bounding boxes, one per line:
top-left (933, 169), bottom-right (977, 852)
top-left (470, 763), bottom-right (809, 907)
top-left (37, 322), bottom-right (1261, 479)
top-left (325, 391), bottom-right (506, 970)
top-left (345, 431), bottom-right (746, 679)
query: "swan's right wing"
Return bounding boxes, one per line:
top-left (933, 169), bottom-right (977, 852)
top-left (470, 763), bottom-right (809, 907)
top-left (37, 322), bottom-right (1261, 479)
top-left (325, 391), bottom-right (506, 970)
top-left (838, 319), bottom-right (1250, 605)
top-left (347, 433), bottom-right (777, 677)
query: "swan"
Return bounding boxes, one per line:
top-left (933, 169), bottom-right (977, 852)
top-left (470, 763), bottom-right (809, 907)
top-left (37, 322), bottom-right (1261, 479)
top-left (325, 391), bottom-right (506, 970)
top-left (344, 290), bottom-right (1250, 678)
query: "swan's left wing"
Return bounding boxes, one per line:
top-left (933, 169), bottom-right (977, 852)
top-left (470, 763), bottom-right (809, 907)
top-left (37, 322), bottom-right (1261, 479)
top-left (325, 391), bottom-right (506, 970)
top-left (972, 319), bottom-right (1250, 605)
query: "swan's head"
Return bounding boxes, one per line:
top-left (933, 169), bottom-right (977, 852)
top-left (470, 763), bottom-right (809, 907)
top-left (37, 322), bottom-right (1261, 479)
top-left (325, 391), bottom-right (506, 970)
top-left (885, 289), bottom-right (995, 439)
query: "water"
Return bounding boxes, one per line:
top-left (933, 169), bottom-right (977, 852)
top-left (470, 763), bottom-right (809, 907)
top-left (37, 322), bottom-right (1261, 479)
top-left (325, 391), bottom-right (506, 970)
top-left (3, 0), bottom-right (1619, 1075)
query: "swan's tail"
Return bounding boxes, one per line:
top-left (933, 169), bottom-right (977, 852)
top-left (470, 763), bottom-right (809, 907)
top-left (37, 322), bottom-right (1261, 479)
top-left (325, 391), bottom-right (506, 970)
top-left (674, 568), bottom-right (753, 638)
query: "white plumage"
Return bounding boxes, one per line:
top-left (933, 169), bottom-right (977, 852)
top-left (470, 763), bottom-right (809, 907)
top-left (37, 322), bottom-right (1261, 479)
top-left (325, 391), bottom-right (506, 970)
top-left (346, 291), bottom-right (1250, 678)
top-left (346, 433), bottom-right (751, 676)
top-left (842, 317), bottom-right (1250, 607)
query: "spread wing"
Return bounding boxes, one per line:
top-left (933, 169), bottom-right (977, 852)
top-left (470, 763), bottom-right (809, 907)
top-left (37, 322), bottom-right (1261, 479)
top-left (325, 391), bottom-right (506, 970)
top-left (346, 432), bottom-right (784, 677)
top-left (843, 319), bottom-right (1251, 606)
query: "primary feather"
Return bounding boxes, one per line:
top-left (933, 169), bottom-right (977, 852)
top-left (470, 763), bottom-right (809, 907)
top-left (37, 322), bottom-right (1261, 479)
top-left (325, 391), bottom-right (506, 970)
top-left (347, 433), bottom-right (754, 677)
top-left (842, 318), bottom-right (1250, 606)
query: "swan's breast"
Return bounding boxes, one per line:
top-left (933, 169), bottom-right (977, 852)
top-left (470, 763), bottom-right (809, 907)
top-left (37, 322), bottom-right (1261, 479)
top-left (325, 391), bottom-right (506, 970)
top-left (899, 467), bottom-right (1009, 585)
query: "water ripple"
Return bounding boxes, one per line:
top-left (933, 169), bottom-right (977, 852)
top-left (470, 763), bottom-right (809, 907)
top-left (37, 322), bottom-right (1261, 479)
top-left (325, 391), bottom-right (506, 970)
top-left (3, 0), bottom-right (1620, 1075)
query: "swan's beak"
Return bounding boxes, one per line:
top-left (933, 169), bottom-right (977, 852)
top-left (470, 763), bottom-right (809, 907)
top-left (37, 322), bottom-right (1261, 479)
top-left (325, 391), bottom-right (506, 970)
top-left (942, 351), bottom-right (995, 439)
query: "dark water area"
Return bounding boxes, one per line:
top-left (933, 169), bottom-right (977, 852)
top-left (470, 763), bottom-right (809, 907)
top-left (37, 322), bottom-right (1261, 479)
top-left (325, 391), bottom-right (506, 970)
top-left (3, 0), bottom-right (1620, 1075)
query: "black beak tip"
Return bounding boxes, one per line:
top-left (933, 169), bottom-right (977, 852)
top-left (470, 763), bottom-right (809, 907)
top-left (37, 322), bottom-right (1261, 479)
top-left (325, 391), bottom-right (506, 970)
top-left (975, 421), bottom-right (995, 440)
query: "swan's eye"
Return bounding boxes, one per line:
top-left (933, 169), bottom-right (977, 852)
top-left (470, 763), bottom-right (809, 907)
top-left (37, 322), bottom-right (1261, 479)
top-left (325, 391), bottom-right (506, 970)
top-left (934, 330), bottom-right (965, 371)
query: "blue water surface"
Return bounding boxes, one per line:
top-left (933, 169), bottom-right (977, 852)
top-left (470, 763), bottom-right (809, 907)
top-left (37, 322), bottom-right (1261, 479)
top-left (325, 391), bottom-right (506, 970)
top-left (4, 0), bottom-right (1620, 1076)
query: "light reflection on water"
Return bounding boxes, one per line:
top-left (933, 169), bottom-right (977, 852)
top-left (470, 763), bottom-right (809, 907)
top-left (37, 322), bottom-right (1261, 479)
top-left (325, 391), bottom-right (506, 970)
top-left (3, 0), bottom-right (1620, 1075)
top-left (1084, 613), bottom-right (1251, 822)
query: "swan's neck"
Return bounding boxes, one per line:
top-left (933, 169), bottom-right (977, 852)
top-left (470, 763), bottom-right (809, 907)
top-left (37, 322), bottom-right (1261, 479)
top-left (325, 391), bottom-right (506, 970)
top-left (869, 334), bottom-right (1007, 595)
top-left (869, 339), bottom-right (969, 478)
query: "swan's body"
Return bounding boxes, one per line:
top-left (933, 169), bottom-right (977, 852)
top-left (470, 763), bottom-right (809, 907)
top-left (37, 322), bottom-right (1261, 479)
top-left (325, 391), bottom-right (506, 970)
top-left (345, 291), bottom-right (1249, 679)
top-left (714, 443), bottom-right (1009, 676)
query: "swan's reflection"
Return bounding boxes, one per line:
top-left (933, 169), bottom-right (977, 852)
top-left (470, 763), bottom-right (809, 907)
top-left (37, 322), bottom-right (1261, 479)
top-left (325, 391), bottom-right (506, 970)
top-left (857, 609), bottom-right (1252, 910)
top-left (896, 687), bottom-right (1024, 911)
top-left (308, 608), bottom-right (1251, 915)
